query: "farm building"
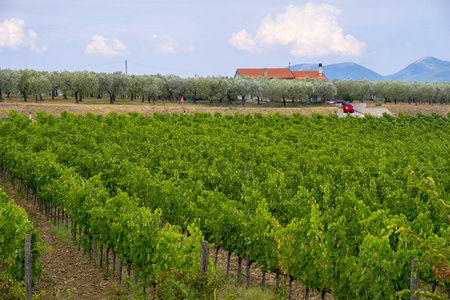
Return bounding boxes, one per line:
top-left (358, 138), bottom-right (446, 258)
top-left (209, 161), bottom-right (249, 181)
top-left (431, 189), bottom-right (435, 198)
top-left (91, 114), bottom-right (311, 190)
top-left (234, 63), bottom-right (328, 81)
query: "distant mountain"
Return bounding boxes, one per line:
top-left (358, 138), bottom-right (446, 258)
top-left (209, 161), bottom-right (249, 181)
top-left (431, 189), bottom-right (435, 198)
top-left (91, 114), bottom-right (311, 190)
top-left (289, 57), bottom-right (450, 82)
top-left (384, 56), bottom-right (450, 82)
top-left (291, 62), bottom-right (382, 81)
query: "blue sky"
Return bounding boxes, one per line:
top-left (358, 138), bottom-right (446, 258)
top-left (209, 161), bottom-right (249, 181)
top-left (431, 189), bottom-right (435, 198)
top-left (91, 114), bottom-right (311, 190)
top-left (0, 0), bottom-right (449, 77)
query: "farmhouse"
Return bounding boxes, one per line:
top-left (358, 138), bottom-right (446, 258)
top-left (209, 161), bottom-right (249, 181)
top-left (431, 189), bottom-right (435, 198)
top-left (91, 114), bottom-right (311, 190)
top-left (234, 63), bottom-right (328, 81)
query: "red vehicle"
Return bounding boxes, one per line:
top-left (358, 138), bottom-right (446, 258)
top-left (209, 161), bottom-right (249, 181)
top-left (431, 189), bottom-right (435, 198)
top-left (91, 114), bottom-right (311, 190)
top-left (332, 100), bottom-right (354, 113)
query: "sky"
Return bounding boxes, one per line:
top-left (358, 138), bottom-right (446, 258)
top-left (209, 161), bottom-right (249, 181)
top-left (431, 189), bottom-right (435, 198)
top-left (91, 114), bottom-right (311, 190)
top-left (0, 0), bottom-right (449, 77)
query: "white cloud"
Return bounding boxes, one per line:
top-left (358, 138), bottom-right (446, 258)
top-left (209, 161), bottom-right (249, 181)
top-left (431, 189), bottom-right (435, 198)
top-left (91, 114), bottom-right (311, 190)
top-left (150, 34), bottom-right (195, 53)
top-left (85, 35), bottom-right (128, 56)
top-left (0, 18), bottom-right (47, 53)
top-left (229, 30), bottom-right (258, 53)
top-left (229, 2), bottom-right (366, 57)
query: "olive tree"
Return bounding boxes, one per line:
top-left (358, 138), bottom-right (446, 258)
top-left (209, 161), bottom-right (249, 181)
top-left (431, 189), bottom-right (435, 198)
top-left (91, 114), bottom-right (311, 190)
top-left (0, 69), bottom-right (21, 101)
top-left (313, 80), bottom-right (337, 103)
top-left (68, 71), bottom-right (99, 103)
top-left (96, 72), bottom-right (109, 99)
top-left (246, 77), bottom-right (266, 105)
top-left (129, 75), bottom-right (145, 101)
top-left (434, 82), bottom-right (450, 104)
top-left (142, 76), bottom-right (164, 103)
top-left (230, 77), bottom-right (250, 106)
top-left (208, 77), bottom-right (229, 105)
top-left (349, 79), bottom-right (375, 102)
top-left (289, 80), bottom-right (314, 105)
top-left (266, 78), bottom-right (284, 105)
top-left (165, 76), bottom-right (185, 101)
top-left (105, 72), bottom-right (131, 104)
top-left (18, 69), bottom-right (38, 102)
top-left (46, 71), bottom-right (60, 100)
top-left (412, 82), bottom-right (437, 104)
top-left (28, 73), bottom-right (51, 102)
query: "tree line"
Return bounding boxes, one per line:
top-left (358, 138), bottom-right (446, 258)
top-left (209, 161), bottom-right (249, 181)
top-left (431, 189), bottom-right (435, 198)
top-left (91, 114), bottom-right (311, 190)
top-left (0, 68), bottom-right (449, 105)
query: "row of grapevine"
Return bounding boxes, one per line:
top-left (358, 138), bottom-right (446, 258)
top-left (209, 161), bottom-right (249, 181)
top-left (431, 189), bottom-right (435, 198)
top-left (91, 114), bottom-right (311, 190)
top-left (0, 186), bottom-right (43, 297)
top-left (0, 116), bottom-right (219, 298)
top-left (1, 110), bottom-right (449, 298)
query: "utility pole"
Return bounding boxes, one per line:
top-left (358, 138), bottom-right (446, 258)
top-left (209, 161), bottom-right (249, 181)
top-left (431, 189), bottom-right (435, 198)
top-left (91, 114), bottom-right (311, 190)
top-left (125, 59), bottom-right (128, 75)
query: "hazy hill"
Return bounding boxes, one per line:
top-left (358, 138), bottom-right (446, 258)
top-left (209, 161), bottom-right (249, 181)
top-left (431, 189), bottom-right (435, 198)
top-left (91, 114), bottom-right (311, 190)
top-left (384, 56), bottom-right (450, 82)
top-left (289, 57), bottom-right (450, 82)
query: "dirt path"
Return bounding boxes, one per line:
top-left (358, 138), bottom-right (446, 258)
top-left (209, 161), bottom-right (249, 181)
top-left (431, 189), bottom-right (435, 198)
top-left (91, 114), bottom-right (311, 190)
top-left (1, 182), bottom-right (119, 300)
top-left (1, 178), bottom-right (333, 300)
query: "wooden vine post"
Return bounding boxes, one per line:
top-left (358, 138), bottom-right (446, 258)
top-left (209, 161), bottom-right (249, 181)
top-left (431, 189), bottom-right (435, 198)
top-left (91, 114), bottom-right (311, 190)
top-left (201, 241), bottom-right (209, 273)
top-left (410, 258), bottom-right (419, 300)
top-left (24, 233), bottom-right (32, 300)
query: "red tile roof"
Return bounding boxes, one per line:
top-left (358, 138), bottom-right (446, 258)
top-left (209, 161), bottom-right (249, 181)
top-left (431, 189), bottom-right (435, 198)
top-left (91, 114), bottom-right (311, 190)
top-left (291, 71), bottom-right (328, 81)
top-left (235, 68), bottom-right (328, 81)
top-left (236, 68), bottom-right (295, 79)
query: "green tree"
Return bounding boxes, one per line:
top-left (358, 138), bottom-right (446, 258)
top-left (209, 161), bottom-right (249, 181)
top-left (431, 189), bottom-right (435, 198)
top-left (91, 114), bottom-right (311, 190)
top-left (28, 73), bottom-right (51, 102)
top-left (105, 72), bottom-right (131, 104)
top-left (313, 80), bottom-right (337, 103)
top-left (46, 71), bottom-right (60, 100)
top-left (0, 69), bottom-right (21, 101)
top-left (129, 75), bottom-right (144, 101)
top-left (17, 69), bottom-right (36, 102)
top-left (70, 71), bottom-right (99, 103)
top-left (142, 76), bottom-right (164, 103)
top-left (165, 76), bottom-right (185, 101)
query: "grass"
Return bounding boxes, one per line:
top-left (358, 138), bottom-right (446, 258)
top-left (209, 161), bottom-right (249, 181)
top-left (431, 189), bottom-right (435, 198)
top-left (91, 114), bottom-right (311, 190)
top-left (214, 269), bottom-right (279, 300)
top-left (0, 94), bottom-right (338, 118)
top-left (50, 223), bottom-right (72, 245)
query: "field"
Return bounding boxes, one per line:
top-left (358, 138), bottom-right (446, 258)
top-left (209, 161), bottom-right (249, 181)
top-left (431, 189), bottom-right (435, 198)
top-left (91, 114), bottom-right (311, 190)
top-left (1, 96), bottom-right (449, 299)
top-left (1, 94), bottom-right (449, 118)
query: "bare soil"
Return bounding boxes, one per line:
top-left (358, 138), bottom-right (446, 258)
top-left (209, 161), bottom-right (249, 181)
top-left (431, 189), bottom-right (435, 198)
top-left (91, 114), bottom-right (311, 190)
top-left (1, 96), bottom-right (448, 118)
top-left (0, 95), bottom-right (337, 118)
top-left (210, 246), bottom-right (333, 300)
top-left (365, 102), bottom-right (449, 117)
top-left (0, 182), bottom-right (121, 299)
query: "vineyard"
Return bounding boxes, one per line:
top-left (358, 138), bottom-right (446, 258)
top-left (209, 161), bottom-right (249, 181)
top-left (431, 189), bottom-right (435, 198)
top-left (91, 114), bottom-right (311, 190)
top-left (0, 187), bottom-right (44, 299)
top-left (0, 110), bottom-right (449, 299)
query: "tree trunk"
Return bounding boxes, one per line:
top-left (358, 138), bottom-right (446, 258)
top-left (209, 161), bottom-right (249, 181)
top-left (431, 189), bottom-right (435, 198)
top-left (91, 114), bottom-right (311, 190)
top-left (275, 269), bottom-right (280, 295)
top-left (0, 90), bottom-right (3, 101)
top-left (75, 91), bottom-right (79, 104)
top-left (23, 93), bottom-right (28, 102)
top-left (35, 94), bottom-right (38, 103)
top-left (235, 256), bottom-right (242, 286)
top-left (288, 276), bottom-right (294, 300)
top-left (261, 271), bottom-right (265, 290)
top-left (245, 257), bottom-right (252, 289)
top-left (214, 246), bottom-right (220, 268)
top-left (292, 97), bottom-right (295, 106)
top-left (257, 96), bottom-right (260, 105)
top-left (241, 96), bottom-right (245, 107)
top-left (226, 251), bottom-right (232, 278)
top-left (131, 93), bottom-right (134, 101)
top-left (110, 95), bottom-right (114, 104)
top-left (283, 98), bottom-right (286, 106)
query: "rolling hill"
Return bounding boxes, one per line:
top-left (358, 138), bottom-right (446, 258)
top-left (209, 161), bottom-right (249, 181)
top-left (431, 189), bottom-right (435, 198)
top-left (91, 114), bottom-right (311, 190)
top-left (290, 56), bottom-right (450, 82)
